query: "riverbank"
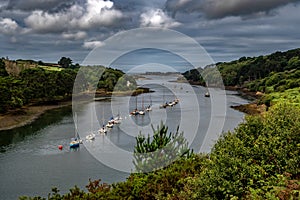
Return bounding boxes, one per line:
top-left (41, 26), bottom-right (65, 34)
top-left (0, 101), bottom-right (72, 131)
top-left (0, 88), bottom-right (151, 131)
top-left (95, 87), bottom-right (151, 97)
top-left (226, 86), bottom-right (267, 115)
top-left (230, 103), bottom-right (266, 115)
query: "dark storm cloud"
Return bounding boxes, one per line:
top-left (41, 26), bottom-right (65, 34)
top-left (6, 0), bottom-right (85, 12)
top-left (0, 0), bottom-right (300, 64)
top-left (165, 0), bottom-right (300, 19)
top-left (7, 0), bottom-right (59, 11)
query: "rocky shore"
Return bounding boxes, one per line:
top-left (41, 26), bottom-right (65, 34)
top-left (226, 86), bottom-right (267, 115)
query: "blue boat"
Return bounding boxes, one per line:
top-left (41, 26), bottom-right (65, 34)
top-left (70, 114), bottom-right (81, 148)
top-left (70, 139), bottom-right (80, 148)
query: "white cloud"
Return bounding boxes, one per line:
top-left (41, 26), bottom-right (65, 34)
top-left (62, 31), bottom-right (87, 40)
top-left (140, 9), bottom-right (181, 28)
top-left (24, 0), bottom-right (123, 33)
top-left (79, 0), bottom-right (123, 29)
top-left (83, 40), bottom-right (105, 49)
top-left (0, 18), bottom-right (19, 35)
top-left (24, 5), bottom-right (83, 33)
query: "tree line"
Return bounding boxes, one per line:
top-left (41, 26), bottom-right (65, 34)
top-left (182, 48), bottom-right (300, 88)
top-left (0, 58), bottom-right (137, 113)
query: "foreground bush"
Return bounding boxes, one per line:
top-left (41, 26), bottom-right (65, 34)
top-left (21, 103), bottom-right (300, 199)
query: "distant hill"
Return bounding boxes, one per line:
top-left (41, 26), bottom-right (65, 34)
top-left (182, 48), bottom-right (300, 88)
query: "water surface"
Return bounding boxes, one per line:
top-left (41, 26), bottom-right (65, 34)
top-left (0, 75), bottom-right (249, 199)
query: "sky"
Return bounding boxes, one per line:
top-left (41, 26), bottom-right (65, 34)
top-left (0, 0), bottom-right (300, 71)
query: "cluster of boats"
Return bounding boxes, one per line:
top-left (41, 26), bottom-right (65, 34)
top-left (69, 114), bottom-right (122, 149)
top-left (98, 115), bottom-right (122, 134)
top-left (159, 98), bottom-right (179, 109)
top-left (130, 105), bottom-right (152, 116)
top-left (69, 94), bottom-right (181, 149)
top-left (129, 95), bottom-right (152, 116)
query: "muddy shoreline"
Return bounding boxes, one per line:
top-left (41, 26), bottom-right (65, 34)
top-left (226, 86), bottom-right (266, 115)
top-left (0, 88), bottom-right (151, 131)
top-left (0, 101), bottom-right (72, 131)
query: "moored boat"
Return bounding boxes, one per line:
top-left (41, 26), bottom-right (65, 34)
top-left (98, 125), bottom-right (108, 134)
top-left (70, 114), bottom-right (81, 148)
top-left (86, 133), bottom-right (96, 141)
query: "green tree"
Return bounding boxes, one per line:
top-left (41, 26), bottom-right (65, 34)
top-left (58, 57), bottom-right (72, 68)
top-left (133, 122), bottom-right (192, 173)
top-left (0, 59), bottom-right (8, 77)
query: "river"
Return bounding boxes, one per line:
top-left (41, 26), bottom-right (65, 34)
top-left (0, 75), bottom-right (249, 199)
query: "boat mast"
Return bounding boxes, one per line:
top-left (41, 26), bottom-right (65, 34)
top-left (135, 96), bottom-right (137, 111)
top-left (74, 113), bottom-right (79, 139)
top-left (142, 95), bottom-right (144, 110)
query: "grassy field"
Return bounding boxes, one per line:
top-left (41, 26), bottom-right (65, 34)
top-left (38, 65), bottom-right (62, 71)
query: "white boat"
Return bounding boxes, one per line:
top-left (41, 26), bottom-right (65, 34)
top-left (146, 95), bottom-right (152, 111)
top-left (168, 101), bottom-right (175, 107)
top-left (86, 133), bottom-right (96, 141)
top-left (146, 105), bottom-right (152, 111)
top-left (174, 98), bottom-right (179, 104)
top-left (160, 89), bottom-right (168, 109)
top-left (108, 116), bottom-right (115, 124)
top-left (139, 110), bottom-right (145, 115)
top-left (86, 107), bottom-right (96, 141)
top-left (106, 122), bottom-right (114, 128)
top-left (159, 102), bottom-right (168, 109)
top-left (130, 109), bottom-right (139, 116)
top-left (130, 96), bottom-right (139, 116)
top-left (99, 108), bottom-right (108, 134)
top-left (139, 95), bottom-right (145, 115)
top-left (114, 114), bottom-right (122, 124)
top-left (98, 125), bottom-right (107, 134)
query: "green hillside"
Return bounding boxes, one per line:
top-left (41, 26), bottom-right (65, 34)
top-left (182, 48), bottom-right (300, 106)
top-left (0, 58), bottom-right (136, 113)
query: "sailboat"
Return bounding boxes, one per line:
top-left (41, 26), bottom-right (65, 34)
top-left (98, 109), bottom-right (107, 134)
top-left (130, 96), bottom-right (139, 116)
top-left (159, 88), bottom-right (168, 109)
top-left (146, 94), bottom-right (152, 111)
top-left (70, 113), bottom-right (81, 148)
top-left (86, 107), bottom-right (96, 141)
top-left (86, 133), bottom-right (95, 141)
top-left (106, 115), bottom-right (114, 128)
top-left (139, 95), bottom-right (145, 115)
top-left (114, 109), bottom-right (122, 124)
top-left (106, 121), bottom-right (114, 128)
top-left (99, 124), bottom-right (107, 134)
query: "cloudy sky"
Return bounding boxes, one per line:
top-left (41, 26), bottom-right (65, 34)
top-left (0, 0), bottom-right (300, 68)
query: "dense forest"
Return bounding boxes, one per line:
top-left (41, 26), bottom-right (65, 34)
top-left (182, 48), bottom-right (300, 105)
top-left (0, 58), bottom-right (136, 113)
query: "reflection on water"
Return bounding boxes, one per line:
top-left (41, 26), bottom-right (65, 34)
top-left (0, 106), bottom-right (72, 153)
top-left (0, 75), bottom-right (249, 200)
